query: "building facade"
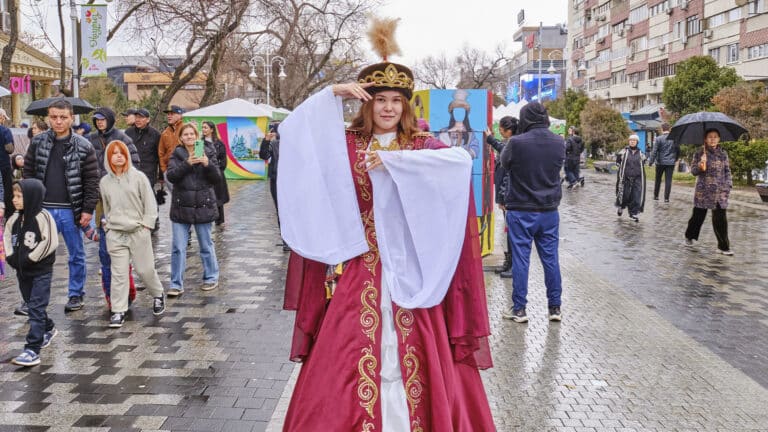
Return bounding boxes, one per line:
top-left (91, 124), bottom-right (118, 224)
top-left (567, 0), bottom-right (768, 114)
top-left (501, 25), bottom-right (569, 103)
top-left (122, 72), bottom-right (207, 109)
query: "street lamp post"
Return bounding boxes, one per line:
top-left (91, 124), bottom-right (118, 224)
top-left (249, 53), bottom-right (287, 107)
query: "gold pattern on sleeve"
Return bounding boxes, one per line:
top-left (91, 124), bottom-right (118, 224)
top-left (360, 281), bottom-right (379, 343)
top-left (357, 346), bottom-right (378, 419)
top-left (403, 345), bottom-right (423, 416)
top-left (395, 309), bottom-right (414, 343)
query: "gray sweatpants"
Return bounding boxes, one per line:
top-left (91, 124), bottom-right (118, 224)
top-left (107, 228), bottom-right (164, 313)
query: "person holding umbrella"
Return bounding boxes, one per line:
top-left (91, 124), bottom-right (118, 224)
top-left (684, 128), bottom-right (733, 255)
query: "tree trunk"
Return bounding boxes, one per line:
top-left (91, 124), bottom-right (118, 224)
top-left (0, 0), bottom-right (19, 113)
top-left (199, 41), bottom-right (226, 106)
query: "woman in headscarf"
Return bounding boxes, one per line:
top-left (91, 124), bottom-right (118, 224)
top-left (278, 18), bottom-right (495, 431)
top-left (684, 128), bottom-right (733, 255)
top-left (615, 134), bottom-right (647, 222)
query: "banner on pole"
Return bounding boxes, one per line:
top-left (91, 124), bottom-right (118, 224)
top-left (80, 5), bottom-right (108, 77)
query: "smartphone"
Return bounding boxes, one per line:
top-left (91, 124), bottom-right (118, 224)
top-left (194, 139), bottom-right (205, 158)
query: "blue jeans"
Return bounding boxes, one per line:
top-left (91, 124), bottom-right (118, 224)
top-left (171, 222), bottom-right (219, 290)
top-left (46, 207), bottom-right (86, 297)
top-left (506, 210), bottom-right (562, 311)
top-left (99, 226), bottom-right (111, 298)
top-left (18, 272), bottom-right (54, 354)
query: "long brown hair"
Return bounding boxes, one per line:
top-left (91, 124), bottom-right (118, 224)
top-left (177, 123), bottom-right (199, 145)
top-left (349, 93), bottom-right (421, 142)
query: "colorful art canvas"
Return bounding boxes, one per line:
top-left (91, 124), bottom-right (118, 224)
top-left (182, 115), bottom-right (271, 179)
top-left (412, 89), bottom-right (495, 255)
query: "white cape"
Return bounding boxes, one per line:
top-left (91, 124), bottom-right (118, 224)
top-left (277, 87), bottom-right (368, 264)
top-left (369, 148), bottom-right (472, 308)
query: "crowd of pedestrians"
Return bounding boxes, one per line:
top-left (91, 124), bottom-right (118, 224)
top-left (3, 99), bottom-right (233, 366)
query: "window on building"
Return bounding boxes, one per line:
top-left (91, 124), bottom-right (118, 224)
top-left (727, 43), bottom-right (740, 63)
top-left (611, 70), bottom-right (626, 85)
top-left (686, 16), bottom-right (701, 35)
top-left (729, 8), bottom-right (742, 21)
top-left (750, 0), bottom-right (766, 14)
top-left (708, 13), bottom-right (725, 28)
top-left (628, 5), bottom-right (649, 24)
top-left (649, 59), bottom-right (676, 78)
top-left (709, 47), bottom-right (721, 63)
top-left (747, 43), bottom-right (768, 59)
top-left (598, 24), bottom-right (610, 37)
top-left (675, 21), bottom-right (683, 38)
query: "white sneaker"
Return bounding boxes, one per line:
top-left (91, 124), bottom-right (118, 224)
top-left (719, 249), bottom-right (734, 256)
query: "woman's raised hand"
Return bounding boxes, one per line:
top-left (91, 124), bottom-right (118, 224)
top-left (332, 82), bottom-right (374, 101)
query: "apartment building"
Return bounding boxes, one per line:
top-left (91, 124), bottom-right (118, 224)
top-left (567, 0), bottom-right (768, 115)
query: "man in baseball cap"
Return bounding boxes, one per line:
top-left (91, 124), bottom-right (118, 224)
top-left (121, 108), bottom-right (138, 128)
top-left (162, 105), bottom-right (185, 114)
top-left (158, 105), bottom-right (186, 192)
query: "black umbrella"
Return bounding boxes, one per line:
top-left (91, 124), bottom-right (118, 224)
top-left (668, 111), bottom-right (748, 145)
top-left (25, 97), bottom-right (96, 116)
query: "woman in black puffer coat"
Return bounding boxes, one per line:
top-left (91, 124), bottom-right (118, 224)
top-left (165, 123), bottom-right (221, 296)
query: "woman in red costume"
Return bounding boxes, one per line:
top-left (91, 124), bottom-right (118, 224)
top-left (278, 18), bottom-right (495, 432)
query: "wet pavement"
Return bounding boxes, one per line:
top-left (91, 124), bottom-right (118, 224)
top-left (1, 172), bottom-right (767, 431)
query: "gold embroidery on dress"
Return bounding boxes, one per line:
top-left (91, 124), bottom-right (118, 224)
top-left (360, 281), bottom-right (379, 343)
top-left (352, 133), bottom-right (372, 202)
top-left (411, 419), bottom-right (424, 432)
top-left (361, 211), bottom-right (379, 275)
top-left (395, 309), bottom-right (414, 343)
top-left (357, 346), bottom-right (378, 419)
top-left (403, 345), bottom-right (423, 416)
top-left (362, 420), bottom-right (375, 432)
top-left (370, 136), bottom-right (401, 152)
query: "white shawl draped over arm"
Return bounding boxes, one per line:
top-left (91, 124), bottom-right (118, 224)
top-left (277, 86), bottom-right (368, 264)
top-left (368, 147), bottom-right (472, 308)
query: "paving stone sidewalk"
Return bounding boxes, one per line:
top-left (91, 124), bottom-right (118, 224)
top-left (1, 178), bottom-right (766, 431)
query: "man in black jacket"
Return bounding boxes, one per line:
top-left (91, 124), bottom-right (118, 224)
top-left (649, 122), bottom-right (678, 202)
top-left (23, 99), bottom-right (100, 312)
top-left (88, 107), bottom-right (140, 176)
top-left (125, 108), bottom-right (160, 188)
top-left (500, 102), bottom-right (565, 324)
top-left (564, 126), bottom-right (584, 189)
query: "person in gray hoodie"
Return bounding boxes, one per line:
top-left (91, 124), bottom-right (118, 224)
top-left (88, 107), bottom-right (141, 309)
top-left (100, 140), bottom-right (165, 328)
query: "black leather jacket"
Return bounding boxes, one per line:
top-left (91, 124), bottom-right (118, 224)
top-left (166, 145), bottom-right (221, 224)
top-left (649, 133), bottom-right (679, 166)
top-left (23, 129), bottom-right (100, 220)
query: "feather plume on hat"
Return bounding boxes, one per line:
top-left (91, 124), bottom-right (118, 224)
top-left (367, 17), bottom-right (402, 61)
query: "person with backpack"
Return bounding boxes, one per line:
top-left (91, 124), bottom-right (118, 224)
top-left (564, 126), bottom-right (585, 189)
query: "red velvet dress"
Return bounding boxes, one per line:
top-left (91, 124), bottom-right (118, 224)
top-left (283, 131), bottom-right (495, 431)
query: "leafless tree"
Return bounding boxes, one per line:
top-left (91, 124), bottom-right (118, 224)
top-left (232, 0), bottom-right (381, 109)
top-left (118, 0), bottom-right (250, 124)
top-left (1, 0), bottom-right (20, 110)
top-left (455, 45), bottom-right (510, 90)
top-left (413, 54), bottom-right (457, 89)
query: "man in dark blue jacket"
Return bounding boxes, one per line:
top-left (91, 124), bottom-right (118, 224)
top-left (648, 122), bottom-right (678, 202)
top-left (500, 102), bottom-right (565, 323)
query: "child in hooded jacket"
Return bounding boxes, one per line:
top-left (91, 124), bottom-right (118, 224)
top-left (100, 140), bottom-right (165, 328)
top-left (4, 179), bottom-right (59, 366)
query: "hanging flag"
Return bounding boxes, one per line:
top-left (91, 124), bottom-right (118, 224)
top-left (80, 5), bottom-right (108, 77)
top-left (525, 33), bottom-right (535, 49)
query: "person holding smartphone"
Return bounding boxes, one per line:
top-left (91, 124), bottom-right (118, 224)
top-left (259, 123), bottom-right (281, 237)
top-left (165, 123), bottom-right (221, 296)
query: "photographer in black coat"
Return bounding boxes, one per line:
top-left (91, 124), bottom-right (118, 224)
top-left (485, 116), bottom-right (518, 278)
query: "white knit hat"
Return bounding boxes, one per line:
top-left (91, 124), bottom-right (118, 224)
top-left (629, 134), bottom-right (639, 141)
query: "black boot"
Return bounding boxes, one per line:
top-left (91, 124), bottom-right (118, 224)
top-left (495, 252), bottom-right (511, 274)
top-left (500, 267), bottom-right (513, 278)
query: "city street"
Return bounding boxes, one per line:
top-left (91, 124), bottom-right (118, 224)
top-left (1, 171), bottom-right (767, 431)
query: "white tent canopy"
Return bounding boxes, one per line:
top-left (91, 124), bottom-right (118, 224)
top-left (184, 98), bottom-right (273, 118)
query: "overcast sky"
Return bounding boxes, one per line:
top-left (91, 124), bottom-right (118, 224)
top-left (23, 0), bottom-right (568, 64)
top-left (377, 0), bottom-right (569, 64)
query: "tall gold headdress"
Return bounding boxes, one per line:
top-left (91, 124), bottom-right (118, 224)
top-left (357, 17), bottom-right (415, 99)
